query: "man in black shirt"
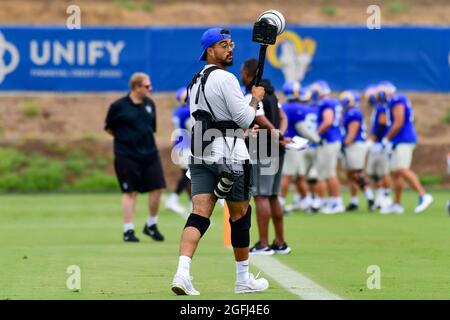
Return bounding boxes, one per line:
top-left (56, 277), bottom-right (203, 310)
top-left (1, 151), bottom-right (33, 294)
top-left (105, 72), bottom-right (166, 242)
top-left (241, 59), bottom-right (291, 256)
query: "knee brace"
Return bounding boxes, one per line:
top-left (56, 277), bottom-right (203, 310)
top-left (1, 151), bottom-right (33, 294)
top-left (184, 213), bottom-right (210, 237)
top-left (229, 205), bottom-right (252, 248)
top-left (307, 178), bottom-right (318, 185)
top-left (370, 175), bottom-right (380, 183)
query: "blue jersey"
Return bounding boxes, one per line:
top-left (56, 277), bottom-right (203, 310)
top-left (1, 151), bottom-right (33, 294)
top-left (172, 103), bottom-right (191, 149)
top-left (343, 106), bottom-right (366, 143)
top-left (387, 94), bottom-right (417, 145)
top-left (298, 105), bottom-right (319, 148)
top-left (317, 98), bottom-right (342, 143)
top-left (282, 101), bottom-right (307, 138)
top-left (370, 104), bottom-right (389, 142)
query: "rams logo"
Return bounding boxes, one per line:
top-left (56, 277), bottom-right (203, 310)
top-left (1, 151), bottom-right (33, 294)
top-left (267, 30), bottom-right (316, 83)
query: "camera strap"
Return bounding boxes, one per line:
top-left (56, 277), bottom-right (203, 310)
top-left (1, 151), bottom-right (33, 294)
top-left (189, 65), bottom-right (243, 159)
top-left (188, 65), bottom-right (221, 120)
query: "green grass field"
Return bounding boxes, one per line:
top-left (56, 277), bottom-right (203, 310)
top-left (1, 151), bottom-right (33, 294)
top-left (1, 190), bottom-right (449, 300)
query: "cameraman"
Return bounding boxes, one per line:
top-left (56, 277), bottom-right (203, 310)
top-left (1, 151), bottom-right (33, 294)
top-left (171, 27), bottom-right (269, 296)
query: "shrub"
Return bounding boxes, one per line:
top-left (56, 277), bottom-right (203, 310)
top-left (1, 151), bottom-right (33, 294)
top-left (72, 171), bottom-right (118, 192)
top-left (0, 173), bottom-right (22, 191)
top-left (114, 0), bottom-right (137, 11)
top-left (387, 1), bottom-right (409, 14)
top-left (419, 175), bottom-right (444, 186)
top-left (0, 149), bottom-right (27, 174)
top-left (20, 99), bottom-right (41, 118)
top-left (24, 153), bottom-right (50, 169)
top-left (91, 156), bottom-right (109, 170)
top-left (64, 158), bottom-right (89, 176)
top-left (20, 163), bottom-right (65, 191)
top-left (141, 0), bottom-right (154, 12)
top-left (320, 5), bottom-right (337, 16)
top-left (443, 108), bottom-right (450, 124)
top-left (114, 0), bottom-right (153, 12)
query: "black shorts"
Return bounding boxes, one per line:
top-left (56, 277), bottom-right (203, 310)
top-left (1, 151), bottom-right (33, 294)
top-left (114, 155), bottom-right (166, 193)
top-left (189, 158), bottom-right (253, 202)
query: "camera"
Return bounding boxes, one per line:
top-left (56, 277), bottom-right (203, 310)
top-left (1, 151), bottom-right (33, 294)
top-left (252, 18), bottom-right (278, 45)
top-left (252, 9), bottom-right (286, 45)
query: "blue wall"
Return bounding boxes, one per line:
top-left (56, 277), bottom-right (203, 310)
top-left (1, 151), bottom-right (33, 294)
top-left (0, 25), bottom-right (448, 92)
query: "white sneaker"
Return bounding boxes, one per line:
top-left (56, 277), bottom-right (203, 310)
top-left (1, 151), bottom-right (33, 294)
top-left (234, 272), bottom-right (269, 294)
top-left (380, 203), bottom-right (404, 215)
top-left (249, 242), bottom-right (275, 256)
top-left (311, 198), bottom-right (321, 212)
top-left (171, 273), bottom-right (200, 296)
top-left (319, 201), bottom-right (330, 214)
top-left (299, 198), bottom-right (311, 211)
top-left (414, 194), bottom-right (433, 214)
top-left (381, 195), bottom-right (393, 209)
top-left (374, 195), bottom-right (383, 209)
top-left (322, 203), bottom-right (345, 215)
top-left (165, 200), bottom-right (186, 215)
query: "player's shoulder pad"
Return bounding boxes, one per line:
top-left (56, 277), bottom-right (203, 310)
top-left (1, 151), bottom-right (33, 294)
top-left (376, 103), bottom-right (387, 112)
top-left (390, 94), bottom-right (408, 107)
top-left (349, 107), bottom-right (363, 118)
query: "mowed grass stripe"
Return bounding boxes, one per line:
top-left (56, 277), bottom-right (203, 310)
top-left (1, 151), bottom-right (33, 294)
top-left (251, 255), bottom-right (343, 300)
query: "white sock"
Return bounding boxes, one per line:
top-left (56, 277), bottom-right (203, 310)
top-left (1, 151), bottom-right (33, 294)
top-left (123, 223), bottom-right (134, 232)
top-left (377, 188), bottom-right (384, 198)
top-left (384, 188), bottom-right (391, 196)
top-left (364, 188), bottom-right (374, 200)
top-left (304, 193), bottom-right (312, 202)
top-left (278, 196), bottom-right (285, 206)
top-left (147, 216), bottom-right (158, 227)
top-left (335, 197), bottom-right (343, 206)
top-left (176, 256), bottom-right (191, 277)
top-left (293, 193), bottom-right (302, 203)
top-left (351, 196), bottom-right (359, 205)
top-left (236, 259), bottom-right (250, 282)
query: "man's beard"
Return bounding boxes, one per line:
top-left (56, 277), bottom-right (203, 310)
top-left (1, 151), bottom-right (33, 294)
top-left (221, 55), bottom-right (233, 67)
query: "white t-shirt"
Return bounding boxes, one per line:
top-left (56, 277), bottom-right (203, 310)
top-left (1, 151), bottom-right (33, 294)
top-left (189, 65), bottom-right (256, 162)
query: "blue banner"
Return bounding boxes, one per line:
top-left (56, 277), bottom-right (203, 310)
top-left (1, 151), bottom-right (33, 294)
top-left (0, 25), bottom-right (449, 92)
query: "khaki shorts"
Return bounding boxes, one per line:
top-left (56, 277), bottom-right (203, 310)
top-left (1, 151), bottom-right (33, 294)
top-left (282, 149), bottom-right (304, 177)
top-left (299, 148), bottom-right (318, 180)
top-left (390, 143), bottom-right (416, 171)
top-left (317, 142), bottom-right (341, 180)
top-left (367, 150), bottom-right (390, 177)
top-left (343, 142), bottom-right (368, 170)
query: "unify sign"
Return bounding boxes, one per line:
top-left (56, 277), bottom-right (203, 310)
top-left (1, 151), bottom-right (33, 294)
top-left (29, 40), bottom-right (125, 66)
top-left (0, 30), bottom-right (127, 85)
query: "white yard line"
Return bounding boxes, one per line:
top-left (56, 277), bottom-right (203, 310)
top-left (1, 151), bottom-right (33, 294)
top-left (170, 202), bottom-right (339, 299)
top-left (250, 255), bottom-right (344, 300)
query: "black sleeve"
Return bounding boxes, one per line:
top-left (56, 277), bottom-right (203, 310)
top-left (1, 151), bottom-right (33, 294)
top-left (104, 103), bottom-right (118, 131)
top-left (149, 99), bottom-right (157, 133)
